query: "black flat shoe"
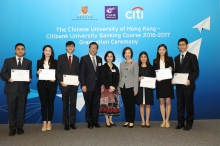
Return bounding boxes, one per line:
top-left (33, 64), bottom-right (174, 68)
top-left (9, 130), bottom-right (16, 136)
top-left (129, 125), bottom-right (134, 128)
top-left (183, 125), bottom-right (192, 131)
top-left (17, 128), bottom-right (24, 135)
top-left (175, 123), bottom-right (185, 129)
top-left (64, 124), bottom-right (70, 131)
top-left (70, 123), bottom-right (77, 129)
top-left (88, 123), bottom-right (93, 129)
top-left (93, 122), bottom-right (101, 128)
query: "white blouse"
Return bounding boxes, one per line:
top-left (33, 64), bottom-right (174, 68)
top-left (160, 59), bottom-right (165, 69)
top-left (44, 60), bottom-right (50, 69)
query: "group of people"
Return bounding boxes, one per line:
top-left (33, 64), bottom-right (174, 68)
top-left (0, 38), bottom-right (199, 136)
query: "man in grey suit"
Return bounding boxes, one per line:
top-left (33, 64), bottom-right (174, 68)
top-left (1, 43), bottom-right (32, 136)
top-left (57, 41), bottom-right (79, 131)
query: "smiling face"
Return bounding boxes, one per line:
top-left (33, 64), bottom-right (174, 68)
top-left (178, 41), bottom-right (188, 53)
top-left (140, 53), bottom-right (147, 64)
top-left (106, 53), bottom-right (113, 63)
top-left (82, 6), bottom-right (88, 14)
top-left (89, 44), bottom-right (98, 56)
top-left (66, 44), bottom-right (75, 54)
top-left (15, 45), bottom-right (25, 58)
top-left (158, 46), bottom-right (167, 57)
top-left (124, 49), bottom-right (131, 60)
top-left (44, 47), bottom-right (52, 58)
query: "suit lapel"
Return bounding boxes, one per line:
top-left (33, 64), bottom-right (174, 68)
top-left (176, 54), bottom-right (181, 67)
top-left (182, 52), bottom-right (189, 66)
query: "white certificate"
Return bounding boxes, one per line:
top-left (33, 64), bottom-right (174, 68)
top-left (156, 68), bottom-right (172, 80)
top-left (39, 69), bottom-right (55, 80)
top-left (172, 73), bottom-right (189, 84)
top-left (63, 75), bottom-right (79, 85)
top-left (11, 69), bottom-right (29, 81)
top-left (140, 77), bottom-right (156, 88)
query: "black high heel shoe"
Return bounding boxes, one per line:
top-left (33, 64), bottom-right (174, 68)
top-left (106, 124), bottom-right (111, 128)
top-left (110, 123), bottom-right (116, 126)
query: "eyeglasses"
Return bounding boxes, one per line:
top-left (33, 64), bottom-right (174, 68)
top-left (178, 44), bottom-right (186, 46)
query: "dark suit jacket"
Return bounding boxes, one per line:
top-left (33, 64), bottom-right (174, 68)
top-left (79, 54), bottom-right (102, 91)
top-left (1, 57), bottom-right (32, 94)
top-left (57, 53), bottom-right (79, 91)
top-left (153, 57), bottom-right (174, 73)
top-left (174, 52), bottom-right (199, 88)
top-left (101, 63), bottom-right (119, 89)
top-left (36, 59), bottom-right (57, 88)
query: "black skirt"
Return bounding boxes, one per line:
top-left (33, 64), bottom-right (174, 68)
top-left (156, 79), bottom-right (174, 99)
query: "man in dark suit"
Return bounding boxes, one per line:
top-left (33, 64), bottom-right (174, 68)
top-left (0, 43), bottom-right (32, 136)
top-left (173, 38), bottom-right (199, 131)
top-left (79, 42), bottom-right (102, 129)
top-left (57, 41), bottom-right (79, 131)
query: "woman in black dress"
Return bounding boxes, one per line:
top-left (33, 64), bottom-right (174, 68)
top-left (136, 51), bottom-right (155, 128)
top-left (37, 45), bottom-right (57, 131)
top-left (153, 44), bottom-right (174, 128)
top-left (100, 51), bottom-right (119, 127)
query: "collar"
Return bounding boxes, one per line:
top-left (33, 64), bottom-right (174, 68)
top-left (89, 53), bottom-right (96, 58)
top-left (180, 51), bottom-right (187, 56)
top-left (15, 55), bottom-right (23, 60)
top-left (67, 53), bottom-right (73, 57)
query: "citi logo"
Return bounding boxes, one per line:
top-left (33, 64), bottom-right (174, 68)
top-left (125, 6), bottom-right (144, 19)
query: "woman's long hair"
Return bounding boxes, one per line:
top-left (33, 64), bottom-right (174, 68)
top-left (154, 44), bottom-right (169, 64)
top-left (38, 45), bottom-right (55, 66)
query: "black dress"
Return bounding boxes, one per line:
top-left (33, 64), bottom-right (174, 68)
top-left (153, 57), bottom-right (174, 99)
top-left (136, 65), bottom-right (154, 105)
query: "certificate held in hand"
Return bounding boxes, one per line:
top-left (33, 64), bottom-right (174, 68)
top-left (140, 77), bottom-right (156, 88)
top-left (155, 68), bottom-right (172, 80)
top-left (172, 73), bottom-right (189, 84)
top-left (63, 75), bottom-right (79, 85)
top-left (11, 69), bottom-right (29, 81)
top-left (39, 69), bottom-right (55, 80)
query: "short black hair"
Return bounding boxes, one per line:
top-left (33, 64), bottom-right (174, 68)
top-left (178, 38), bottom-right (188, 45)
top-left (15, 43), bottom-right (25, 50)
top-left (122, 47), bottom-right (133, 58)
top-left (89, 42), bottom-right (98, 49)
top-left (66, 41), bottom-right (75, 47)
top-left (104, 51), bottom-right (116, 62)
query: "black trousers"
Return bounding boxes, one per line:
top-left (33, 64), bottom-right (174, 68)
top-left (83, 84), bottom-right (100, 123)
top-left (38, 85), bottom-right (57, 121)
top-left (6, 91), bottom-right (27, 130)
top-left (120, 86), bottom-right (135, 123)
top-left (61, 86), bottom-right (77, 124)
top-left (176, 86), bottom-right (195, 126)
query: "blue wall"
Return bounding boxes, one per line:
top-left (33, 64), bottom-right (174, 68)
top-left (0, 0), bottom-right (220, 124)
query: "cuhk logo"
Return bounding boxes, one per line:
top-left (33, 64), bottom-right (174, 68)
top-left (105, 6), bottom-right (118, 20)
top-left (126, 6), bottom-right (144, 19)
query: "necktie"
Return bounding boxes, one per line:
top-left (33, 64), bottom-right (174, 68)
top-left (68, 56), bottom-right (72, 69)
top-left (181, 54), bottom-right (184, 65)
top-left (18, 58), bottom-right (21, 68)
top-left (92, 56), bottom-right (96, 71)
